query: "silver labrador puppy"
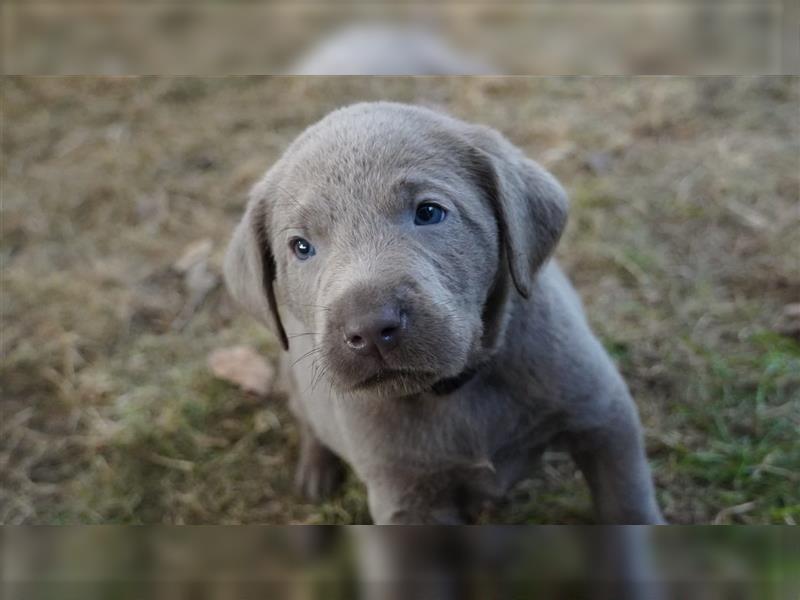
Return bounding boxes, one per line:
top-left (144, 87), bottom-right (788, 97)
top-left (225, 102), bottom-right (664, 524)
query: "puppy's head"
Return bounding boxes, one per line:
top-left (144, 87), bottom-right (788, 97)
top-left (225, 103), bottom-right (567, 398)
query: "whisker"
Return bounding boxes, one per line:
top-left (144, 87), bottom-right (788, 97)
top-left (291, 347), bottom-right (321, 368)
top-left (310, 367), bottom-right (322, 394)
top-left (306, 357), bottom-right (320, 395)
top-left (286, 332), bottom-right (320, 340)
top-left (307, 356), bottom-right (328, 395)
top-left (313, 364), bottom-right (331, 394)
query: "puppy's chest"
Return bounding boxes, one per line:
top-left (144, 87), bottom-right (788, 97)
top-left (301, 374), bottom-right (562, 488)
top-left (466, 385), bottom-right (564, 488)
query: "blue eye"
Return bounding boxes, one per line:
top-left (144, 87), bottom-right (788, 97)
top-left (291, 237), bottom-right (315, 260)
top-left (414, 202), bottom-right (447, 226)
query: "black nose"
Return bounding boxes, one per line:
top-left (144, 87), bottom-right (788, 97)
top-left (343, 305), bottom-right (405, 356)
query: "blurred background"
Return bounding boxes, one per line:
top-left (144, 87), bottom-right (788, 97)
top-left (2, 77), bottom-right (798, 525)
top-left (2, 2), bottom-right (795, 75)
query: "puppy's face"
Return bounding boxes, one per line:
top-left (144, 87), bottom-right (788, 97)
top-left (225, 103), bottom-right (568, 399)
top-left (274, 107), bottom-right (499, 397)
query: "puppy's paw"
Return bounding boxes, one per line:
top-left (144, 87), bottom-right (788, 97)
top-left (294, 446), bottom-right (346, 502)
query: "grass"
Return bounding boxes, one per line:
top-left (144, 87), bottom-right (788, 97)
top-left (1, 77), bottom-right (798, 524)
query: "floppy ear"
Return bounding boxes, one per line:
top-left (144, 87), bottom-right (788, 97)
top-left (223, 182), bottom-right (289, 350)
top-left (465, 126), bottom-right (569, 299)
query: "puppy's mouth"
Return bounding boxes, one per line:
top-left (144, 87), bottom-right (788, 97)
top-left (354, 368), bottom-right (438, 393)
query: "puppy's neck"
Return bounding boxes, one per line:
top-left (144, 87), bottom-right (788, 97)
top-left (430, 365), bottom-right (480, 396)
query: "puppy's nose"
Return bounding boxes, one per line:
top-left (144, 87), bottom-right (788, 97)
top-left (343, 305), bottom-right (405, 356)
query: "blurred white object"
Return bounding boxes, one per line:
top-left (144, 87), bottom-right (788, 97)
top-left (289, 25), bottom-right (496, 75)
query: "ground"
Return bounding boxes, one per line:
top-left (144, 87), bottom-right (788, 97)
top-left (1, 77), bottom-right (798, 524)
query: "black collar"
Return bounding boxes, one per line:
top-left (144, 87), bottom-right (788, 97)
top-left (430, 366), bottom-right (479, 396)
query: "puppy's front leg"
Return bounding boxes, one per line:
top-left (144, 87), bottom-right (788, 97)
top-left (567, 397), bottom-right (664, 524)
top-left (294, 419), bottom-right (347, 502)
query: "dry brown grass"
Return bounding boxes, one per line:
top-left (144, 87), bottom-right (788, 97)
top-left (2, 77), bottom-right (798, 524)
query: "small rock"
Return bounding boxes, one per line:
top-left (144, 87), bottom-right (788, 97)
top-left (136, 191), bottom-right (169, 228)
top-left (585, 151), bottom-right (614, 175)
top-left (778, 303), bottom-right (800, 340)
top-left (189, 155), bottom-right (216, 171)
top-left (783, 303), bottom-right (800, 319)
top-left (171, 259), bottom-right (219, 330)
top-left (174, 239), bottom-right (213, 273)
top-left (208, 346), bottom-right (275, 396)
top-left (185, 262), bottom-right (218, 304)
